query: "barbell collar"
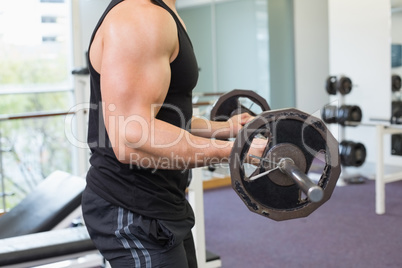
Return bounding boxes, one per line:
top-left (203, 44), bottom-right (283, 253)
top-left (278, 158), bottom-right (324, 203)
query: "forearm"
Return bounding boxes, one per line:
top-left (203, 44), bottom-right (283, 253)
top-left (190, 116), bottom-right (235, 139)
top-left (114, 117), bottom-right (233, 169)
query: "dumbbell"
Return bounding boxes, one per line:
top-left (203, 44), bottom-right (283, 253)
top-left (392, 74), bottom-right (401, 92)
top-left (339, 141), bottom-right (367, 167)
top-left (321, 105), bottom-right (362, 126)
top-left (391, 134), bottom-right (402, 155)
top-left (391, 108), bottom-right (402, 125)
top-left (326, 76), bottom-right (353, 95)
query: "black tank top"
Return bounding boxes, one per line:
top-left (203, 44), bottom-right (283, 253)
top-left (86, 0), bottom-right (198, 220)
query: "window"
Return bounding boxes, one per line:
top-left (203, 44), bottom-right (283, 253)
top-left (0, 0), bottom-right (74, 211)
top-left (41, 16), bottom-right (58, 23)
top-left (0, 1), bottom-right (73, 91)
top-left (42, 36), bottom-right (58, 42)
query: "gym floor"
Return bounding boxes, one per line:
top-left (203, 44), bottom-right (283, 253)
top-left (203, 179), bottom-right (402, 268)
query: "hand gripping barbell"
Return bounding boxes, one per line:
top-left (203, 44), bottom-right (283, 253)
top-left (210, 90), bottom-right (341, 221)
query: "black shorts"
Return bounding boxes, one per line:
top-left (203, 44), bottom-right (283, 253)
top-left (82, 186), bottom-right (197, 268)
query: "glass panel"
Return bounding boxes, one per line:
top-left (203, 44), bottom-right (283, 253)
top-left (0, 0), bottom-right (74, 212)
top-left (215, 0), bottom-right (269, 99)
top-left (0, 114), bottom-right (74, 211)
top-left (179, 4), bottom-right (214, 94)
top-left (0, 0), bottom-right (72, 92)
top-left (178, 0), bottom-right (269, 99)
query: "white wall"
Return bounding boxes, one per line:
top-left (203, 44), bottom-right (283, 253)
top-left (293, 0), bottom-right (329, 115)
top-left (328, 0), bottom-right (402, 168)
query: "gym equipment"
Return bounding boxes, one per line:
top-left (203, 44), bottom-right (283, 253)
top-left (0, 225), bottom-right (219, 268)
top-left (325, 76), bottom-right (353, 95)
top-left (207, 89), bottom-right (270, 172)
top-left (321, 105), bottom-right (367, 166)
top-left (229, 108), bottom-right (341, 221)
top-left (374, 123), bottom-right (402, 215)
top-left (211, 89), bottom-right (341, 221)
top-left (0, 170), bottom-right (221, 268)
top-left (323, 75), bottom-right (368, 170)
top-left (0, 170), bottom-right (86, 239)
top-left (339, 140), bottom-right (367, 167)
top-left (321, 105), bottom-right (362, 126)
top-left (391, 134), bottom-right (402, 156)
top-left (0, 226), bottom-right (100, 267)
top-left (210, 89), bottom-right (270, 121)
top-left (0, 171), bottom-right (104, 268)
top-left (325, 76), bottom-right (337, 95)
top-left (391, 109), bottom-right (402, 125)
top-left (392, 74), bottom-right (401, 92)
top-left (392, 76), bottom-right (402, 124)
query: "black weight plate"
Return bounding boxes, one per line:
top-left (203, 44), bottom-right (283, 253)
top-left (230, 108), bottom-right (341, 221)
top-left (244, 119), bottom-right (324, 209)
top-left (210, 89), bottom-right (270, 121)
top-left (340, 140), bottom-right (367, 167)
top-left (325, 76), bottom-right (337, 95)
top-left (337, 76), bottom-right (353, 95)
top-left (392, 74), bottom-right (401, 92)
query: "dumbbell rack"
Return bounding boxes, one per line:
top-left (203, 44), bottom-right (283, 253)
top-left (337, 94), bottom-right (367, 183)
top-left (325, 76), bottom-right (367, 183)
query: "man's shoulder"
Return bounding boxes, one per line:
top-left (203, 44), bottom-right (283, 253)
top-left (99, 0), bottom-right (178, 58)
top-left (100, 0), bottom-right (176, 42)
top-left (107, 0), bottom-right (172, 24)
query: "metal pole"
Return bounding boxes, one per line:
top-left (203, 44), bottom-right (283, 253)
top-left (278, 158), bottom-right (324, 203)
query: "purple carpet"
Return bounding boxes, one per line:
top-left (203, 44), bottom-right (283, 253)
top-left (203, 180), bottom-right (402, 268)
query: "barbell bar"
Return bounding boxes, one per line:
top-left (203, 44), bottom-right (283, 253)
top-left (247, 155), bottom-right (324, 203)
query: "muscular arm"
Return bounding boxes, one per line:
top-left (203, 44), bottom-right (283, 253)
top-left (191, 113), bottom-right (254, 139)
top-left (94, 2), bottom-right (233, 169)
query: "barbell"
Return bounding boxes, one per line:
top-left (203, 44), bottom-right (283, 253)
top-left (210, 89), bottom-right (341, 221)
